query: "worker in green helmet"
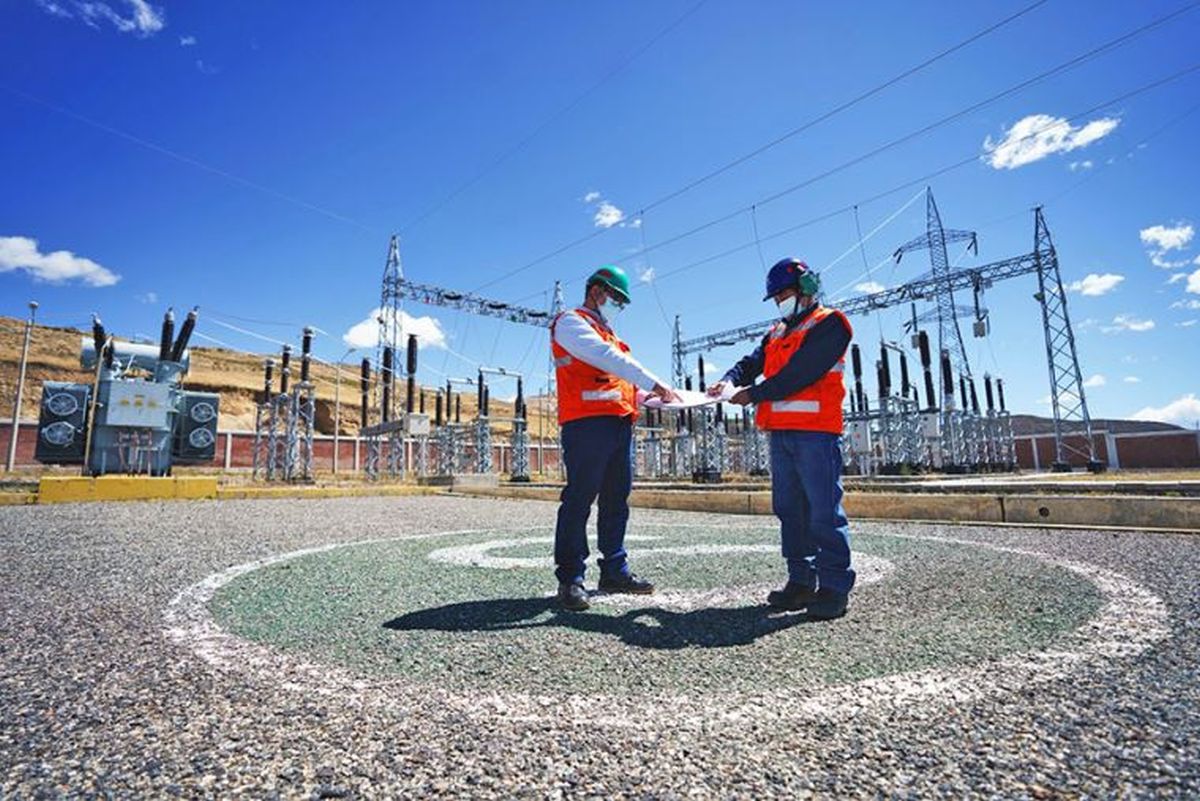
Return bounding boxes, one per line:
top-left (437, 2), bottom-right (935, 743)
top-left (549, 265), bottom-right (679, 611)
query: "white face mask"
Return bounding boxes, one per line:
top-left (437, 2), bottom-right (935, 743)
top-left (776, 296), bottom-right (800, 319)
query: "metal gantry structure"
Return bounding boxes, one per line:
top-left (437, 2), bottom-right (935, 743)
top-left (672, 191), bottom-right (1102, 473)
top-left (252, 328), bottom-right (317, 483)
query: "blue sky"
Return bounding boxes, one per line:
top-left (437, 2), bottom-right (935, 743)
top-left (2, 0), bottom-right (1198, 425)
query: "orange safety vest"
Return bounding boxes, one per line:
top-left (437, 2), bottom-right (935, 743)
top-left (754, 305), bottom-right (851, 434)
top-left (551, 307), bottom-right (640, 424)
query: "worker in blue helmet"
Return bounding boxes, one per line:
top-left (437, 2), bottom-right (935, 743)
top-left (708, 257), bottom-right (856, 620)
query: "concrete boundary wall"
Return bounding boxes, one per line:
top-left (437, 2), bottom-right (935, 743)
top-left (459, 486), bottom-right (1200, 533)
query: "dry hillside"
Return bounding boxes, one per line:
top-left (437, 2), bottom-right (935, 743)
top-left (0, 316), bottom-right (558, 437)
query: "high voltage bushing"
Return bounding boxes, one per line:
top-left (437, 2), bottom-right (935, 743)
top-left (381, 346), bottom-right (394, 423)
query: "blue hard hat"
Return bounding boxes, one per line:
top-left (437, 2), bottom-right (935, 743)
top-left (763, 257), bottom-right (820, 300)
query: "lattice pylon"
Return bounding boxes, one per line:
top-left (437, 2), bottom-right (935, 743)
top-left (1033, 207), bottom-right (1100, 470)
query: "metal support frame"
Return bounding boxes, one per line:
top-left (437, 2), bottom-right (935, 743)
top-left (674, 198), bottom-right (1098, 473)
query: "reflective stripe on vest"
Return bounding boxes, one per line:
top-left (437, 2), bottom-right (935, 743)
top-left (769, 399), bottom-right (820, 413)
top-left (582, 389), bottom-right (622, 402)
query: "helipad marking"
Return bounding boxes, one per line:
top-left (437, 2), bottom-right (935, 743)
top-left (163, 525), bottom-right (1171, 726)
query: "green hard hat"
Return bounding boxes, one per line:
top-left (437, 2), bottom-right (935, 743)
top-left (587, 265), bottom-right (632, 305)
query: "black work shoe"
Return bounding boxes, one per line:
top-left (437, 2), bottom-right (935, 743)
top-left (804, 588), bottom-right (849, 621)
top-left (766, 581), bottom-right (820, 611)
top-left (557, 582), bottom-right (590, 611)
top-left (597, 573), bottom-right (655, 595)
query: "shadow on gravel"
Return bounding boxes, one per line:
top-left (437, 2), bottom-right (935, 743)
top-left (383, 598), bottom-right (815, 650)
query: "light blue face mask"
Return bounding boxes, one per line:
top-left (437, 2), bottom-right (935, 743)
top-left (776, 296), bottom-right (800, 319)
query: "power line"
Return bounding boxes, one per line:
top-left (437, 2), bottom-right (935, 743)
top-left (470, 0), bottom-right (1053, 292)
top-left (644, 61), bottom-right (1200, 290)
top-left (480, 2), bottom-right (1198, 294)
top-left (398, 0), bottom-right (709, 236)
top-left (639, 0), bottom-right (1051, 215)
top-left (0, 86), bottom-right (380, 235)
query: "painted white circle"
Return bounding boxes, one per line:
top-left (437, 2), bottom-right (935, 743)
top-left (163, 524), bottom-right (1171, 727)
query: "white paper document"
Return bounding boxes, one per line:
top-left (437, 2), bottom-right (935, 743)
top-left (640, 385), bottom-right (747, 410)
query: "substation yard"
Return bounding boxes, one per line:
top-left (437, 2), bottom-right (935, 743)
top-left (1, 494), bottom-right (1197, 798)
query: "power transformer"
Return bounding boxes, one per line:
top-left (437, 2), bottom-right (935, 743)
top-left (34, 307), bottom-right (221, 476)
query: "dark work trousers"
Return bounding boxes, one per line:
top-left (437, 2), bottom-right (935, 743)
top-left (554, 415), bottom-right (634, 585)
top-left (768, 429), bottom-right (856, 596)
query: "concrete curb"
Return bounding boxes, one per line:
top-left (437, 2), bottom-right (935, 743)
top-left (455, 486), bottom-right (1200, 533)
top-left (37, 477), bottom-right (219, 504)
top-left (215, 485), bottom-right (443, 501)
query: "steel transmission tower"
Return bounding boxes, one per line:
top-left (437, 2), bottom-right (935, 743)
top-left (1033, 207), bottom-right (1100, 471)
top-left (378, 235), bottom-right (404, 420)
top-left (893, 189), bottom-right (978, 406)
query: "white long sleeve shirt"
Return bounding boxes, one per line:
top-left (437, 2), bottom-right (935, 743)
top-left (553, 308), bottom-right (663, 392)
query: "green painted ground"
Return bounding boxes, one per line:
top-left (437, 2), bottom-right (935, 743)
top-left (210, 524), bottom-right (1104, 695)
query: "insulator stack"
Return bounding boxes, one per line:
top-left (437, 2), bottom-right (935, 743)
top-left (984, 374), bottom-right (996, 413)
top-left (381, 347), bottom-right (393, 422)
top-left (968, 378), bottom-right (980, 414)
top-left (405, 334), bottom-right (417, 414)
top-left (899, 350), bottom-right (911, 400)
top-left (300, 327), bottom-right (313, 383)
top-left (879, 344), bottom-right (891, 399)
top-left (359, 358), bottom-right (370, 427)
top-left (918, 331), bottom-right (937, 410)
top-left (483, 385), bottom-right (490, 417)
top-left (516, 377), bottom-right (525, 420)
top-left (435, 392), bottom-right (443, 426)
top-left (455, 393), bottom-right (462, 423)
top-left (280, 345), bottom-right (292, 394)
top-left (159, 308), bottom-right (175, 362)
top-left (171, 307), bottom-right (198, 362)
top-left (477, 371), bottom-right (484, 415)
top-left (940, 349), bottom-right (954, 401)
top-left (851, 344), bottom-right (867, 413)
top-left (419, 390), bottom-right (426, 415)
top-left (697, 356), bottom-right (707, 392)
top-left (263, 359), bottom-right (275, 401)
top-left (997, 379), bottom-right (1007, 412)
top-left (959, 376), bottom-right (969, 411)
top-left (684, 376), bottom-right (694, 433)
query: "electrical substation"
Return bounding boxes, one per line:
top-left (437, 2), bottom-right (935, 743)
top-left (267, 188), bottom-right (1099, 486)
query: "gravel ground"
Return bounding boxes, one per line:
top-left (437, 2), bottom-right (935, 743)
top-left (1, 494), bottom-right (1197, 798)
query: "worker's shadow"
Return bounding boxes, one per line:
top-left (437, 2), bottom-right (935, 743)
top-left (383, 596), bottom-right (812, 650)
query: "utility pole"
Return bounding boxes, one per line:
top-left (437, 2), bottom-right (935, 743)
top-left (6, 301), bottom-right (38, 473)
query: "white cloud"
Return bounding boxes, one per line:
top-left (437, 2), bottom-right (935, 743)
top-left (342, 308), bottom-right (446, 350)
top-left (0, 235), bottom-right (119, 286)
top-left (628, 217), bottom-right (642, 229)
top-left (1068, 160), bottom-right (1093, 171)
top-left (1131, 394), bottom-right (1200, 427)
top-left (195, 59), bottom-right (220, 75)
top-left (593, 201), bottom-right (625, 229)
top-left (855, 281), bottom-right (886, 294)
top-left (136, 291), bottom-right (158, 304)
top-left (638, 267), bottom-right (655, 284)
top-left (1101, 314), bottom-right (1155, 334)
top-left (1186, 267), bottom-right (1200, 295)
top-left (582, 191), bottom-right (601, 204)
top-left (1140, 223), bottom-right (1193, 252)
top-left (1123, 376), bottom-right (1141, 383)
top-left (983, 114), bottom-right (1119, 170)
top-left (38, 0), bottom-right (165, 36)
top-left (1177, 319), bottom-right (1198, 328)
top-left (1171, 299), bottom-right (1200, 310)
top-left (179, 34), bottom-right (196, 46)
top-left (1067, 272), bottom-right (1124, 296)
top-left (1082, 374), bottom-right (1106, 388)
top-left (1168, 272), bottom-right (1188, 285)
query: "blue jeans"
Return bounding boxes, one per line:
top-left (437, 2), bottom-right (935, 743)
top-left (554, 415), bottom-right (634, 585)
top-left (768, 430), bottom-right (856, 595)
